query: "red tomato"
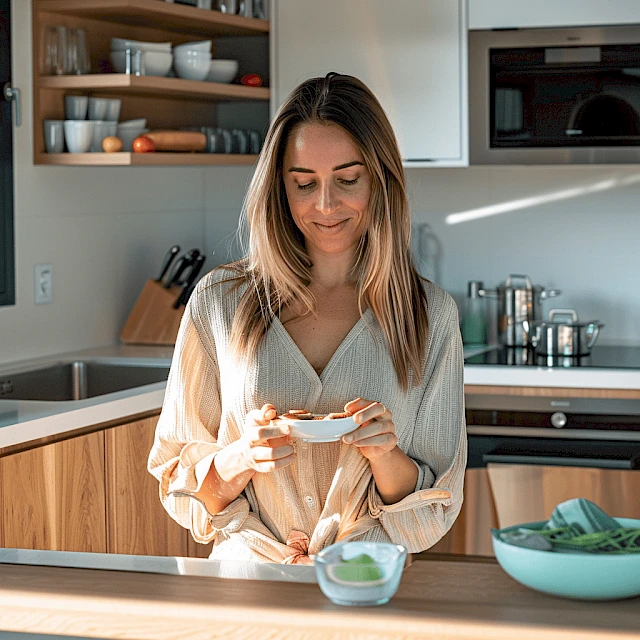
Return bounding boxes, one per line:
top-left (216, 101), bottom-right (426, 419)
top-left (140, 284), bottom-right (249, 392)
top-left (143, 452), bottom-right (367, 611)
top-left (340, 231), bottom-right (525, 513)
top-left (241, 74), bottom-right (263, 87)
top-left (132, 135), bottom-right (155, 153)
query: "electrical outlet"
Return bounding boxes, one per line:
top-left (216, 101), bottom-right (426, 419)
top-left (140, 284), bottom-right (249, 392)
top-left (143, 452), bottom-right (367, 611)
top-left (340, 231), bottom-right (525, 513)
top-left (34, 263), bottom-right (53, 304)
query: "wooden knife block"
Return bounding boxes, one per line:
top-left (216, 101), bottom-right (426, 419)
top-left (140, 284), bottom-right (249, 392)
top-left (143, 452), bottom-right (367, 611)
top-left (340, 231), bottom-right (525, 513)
top-left (120, 279), bottom-right (185, 345)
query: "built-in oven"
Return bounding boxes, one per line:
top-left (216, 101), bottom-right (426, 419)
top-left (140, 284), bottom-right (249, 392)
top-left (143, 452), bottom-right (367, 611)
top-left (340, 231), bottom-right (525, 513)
top-left (459, 392), bottom-right (640, 556)
top-left (469, 24), bottom-right (640, 164)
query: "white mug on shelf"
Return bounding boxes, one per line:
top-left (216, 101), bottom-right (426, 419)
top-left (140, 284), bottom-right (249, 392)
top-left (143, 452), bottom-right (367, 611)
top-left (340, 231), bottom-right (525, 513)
top-left (43, 120), bottom-right (65, 153)
top-left (88, 97), bottom-right (109, 120)
top-left (63, 120), bottom-right (95, 153)
top-left (64, 95), bottom-right (88, 120)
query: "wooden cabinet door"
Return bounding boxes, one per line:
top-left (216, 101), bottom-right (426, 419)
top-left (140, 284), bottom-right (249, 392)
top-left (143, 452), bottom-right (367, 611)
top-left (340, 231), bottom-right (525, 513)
top-left (0, 431), bottom-right (106, 552)
top-left (274, 0), bottom-right (468, 166)
top-left (422, 468), bottom-right (498, 557)
top-left (487, 464), bottom-right (640, 529)
top-left (104, 415), bottom-right (188, 556)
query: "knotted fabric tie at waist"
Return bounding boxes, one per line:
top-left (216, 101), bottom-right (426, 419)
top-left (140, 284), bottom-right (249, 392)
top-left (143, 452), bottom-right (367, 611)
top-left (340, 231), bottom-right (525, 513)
top-left (281, 530), bottom-right (313, 565)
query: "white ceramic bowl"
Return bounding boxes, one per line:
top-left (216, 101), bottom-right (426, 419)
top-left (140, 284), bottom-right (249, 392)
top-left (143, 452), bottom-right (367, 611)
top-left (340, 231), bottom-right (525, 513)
top-left (110, 50), bottom-right (173, 77)
top-left (116, 125), bottom-right (149, 152)
top-left (111, 37), bottom-right (172, 53)
top-left (174, 40), bottom-right (212, 54)
top-left (63, 120), bottom-right (95, 153)
top-left (90, 120), bottom-right (118, 152)
top-left (276, 414), bottom-right (357, 443)
top-left (117, 118), bottom-right (147, 129)
top-left (205, 59), bottom-right (239, 83)
top-left (173, 56), bottom-right (211, 81)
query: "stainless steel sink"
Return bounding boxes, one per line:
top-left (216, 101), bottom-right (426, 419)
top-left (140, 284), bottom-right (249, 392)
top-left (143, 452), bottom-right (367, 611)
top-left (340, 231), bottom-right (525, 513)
top-left (0, 361), bottom-right (171, 402)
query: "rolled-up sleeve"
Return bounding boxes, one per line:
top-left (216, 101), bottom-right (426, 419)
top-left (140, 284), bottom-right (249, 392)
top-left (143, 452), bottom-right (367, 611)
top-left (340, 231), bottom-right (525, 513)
top-left (147, 287), bottom-right (246, 544)
top-left (367, 295), bottom-right (467, 553)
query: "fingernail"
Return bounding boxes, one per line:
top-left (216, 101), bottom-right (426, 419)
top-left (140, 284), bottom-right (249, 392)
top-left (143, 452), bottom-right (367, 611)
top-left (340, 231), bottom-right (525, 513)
top-left (343, 434), bottom-right (353, 443)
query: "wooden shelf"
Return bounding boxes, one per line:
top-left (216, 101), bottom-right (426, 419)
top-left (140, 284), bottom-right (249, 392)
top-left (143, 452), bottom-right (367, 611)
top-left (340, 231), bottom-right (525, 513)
top-left (35, 152), bottom-right (259, 166)
top-left (34, 0), bottom-right (269, 37)
top-left (39, 74), bottom-right (270, 101)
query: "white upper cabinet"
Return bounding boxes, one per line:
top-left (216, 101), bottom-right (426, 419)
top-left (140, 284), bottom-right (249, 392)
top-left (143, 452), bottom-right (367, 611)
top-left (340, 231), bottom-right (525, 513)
top-left (272, 0), bottom-right (468, 167)
top-left (470, 0), bottom-right (640, 30)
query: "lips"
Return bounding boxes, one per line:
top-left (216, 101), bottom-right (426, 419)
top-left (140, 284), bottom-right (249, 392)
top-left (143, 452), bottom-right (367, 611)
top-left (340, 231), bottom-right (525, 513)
top-left (313, 219), bottom-right (349, 234)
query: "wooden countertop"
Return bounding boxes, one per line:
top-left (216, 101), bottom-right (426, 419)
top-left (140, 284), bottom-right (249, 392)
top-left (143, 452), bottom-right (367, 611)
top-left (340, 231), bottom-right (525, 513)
top-left (1, 555), bottom-right (639, 640)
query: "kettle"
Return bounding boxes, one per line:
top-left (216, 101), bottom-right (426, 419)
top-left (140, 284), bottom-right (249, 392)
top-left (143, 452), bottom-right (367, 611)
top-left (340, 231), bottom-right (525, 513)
top-left (478, 274), bottom-right (561, 347)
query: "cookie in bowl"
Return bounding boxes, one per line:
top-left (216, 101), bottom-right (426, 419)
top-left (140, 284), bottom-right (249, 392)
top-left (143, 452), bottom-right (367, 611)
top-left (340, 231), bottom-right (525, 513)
top-left (276, 408), bottom-right (357, 442)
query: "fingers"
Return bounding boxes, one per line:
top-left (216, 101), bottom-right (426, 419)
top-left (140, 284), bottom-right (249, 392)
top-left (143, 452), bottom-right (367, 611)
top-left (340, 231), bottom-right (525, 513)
top-left (247, 422), bottom-right (291, 442)
top-left (250, 444), bottom-right (295, 462)
top-left (344, 398), bottom-right (390, 425)
top-left (248, 403), bottom-right (278, 424)
top-left (343, 421), bottom-right (397, 448)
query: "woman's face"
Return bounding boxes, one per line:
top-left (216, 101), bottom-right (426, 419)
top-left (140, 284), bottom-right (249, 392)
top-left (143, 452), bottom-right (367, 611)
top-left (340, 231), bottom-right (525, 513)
top-left (282, 122), bottom-right (371, 259)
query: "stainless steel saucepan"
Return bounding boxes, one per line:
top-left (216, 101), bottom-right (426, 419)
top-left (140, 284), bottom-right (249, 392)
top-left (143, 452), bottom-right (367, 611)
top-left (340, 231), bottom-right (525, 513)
top-left (478, 274), bottom-right (561, 347)
top-left (529, 309), bottom-right (604, 357)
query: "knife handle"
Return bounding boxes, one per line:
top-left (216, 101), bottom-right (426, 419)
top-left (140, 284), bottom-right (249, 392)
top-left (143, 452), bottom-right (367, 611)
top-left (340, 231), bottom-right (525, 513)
top-left (173, 255), bottom-right (206, 308)
top-left (163, 248), bottom-right (199, 288)
top-left (156, 245), bottom-right (180, 282)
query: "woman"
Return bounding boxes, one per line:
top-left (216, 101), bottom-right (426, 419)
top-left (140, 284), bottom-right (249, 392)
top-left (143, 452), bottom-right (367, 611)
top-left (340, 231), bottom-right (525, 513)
top-left (148, 73), bottom-right (466, 564)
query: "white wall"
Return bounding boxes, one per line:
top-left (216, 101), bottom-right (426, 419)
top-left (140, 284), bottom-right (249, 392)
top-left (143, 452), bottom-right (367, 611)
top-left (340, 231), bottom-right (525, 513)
top-left (407, 166), bottom-right (640, 346)
top-left (0, 1), bottom-right (211, 365)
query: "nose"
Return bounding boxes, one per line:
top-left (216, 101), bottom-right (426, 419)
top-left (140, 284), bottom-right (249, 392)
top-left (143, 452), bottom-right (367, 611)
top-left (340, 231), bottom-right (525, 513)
top-left (315, 181), bottom-right (339, 216)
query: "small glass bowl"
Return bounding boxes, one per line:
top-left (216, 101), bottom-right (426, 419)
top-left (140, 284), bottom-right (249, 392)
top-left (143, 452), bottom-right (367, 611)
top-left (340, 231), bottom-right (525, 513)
top-left (314, 541), bottom-right (407, 606)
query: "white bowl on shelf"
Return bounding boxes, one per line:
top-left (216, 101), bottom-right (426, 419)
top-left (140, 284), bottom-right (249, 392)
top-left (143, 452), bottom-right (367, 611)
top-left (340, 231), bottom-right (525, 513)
top-left (110, 50), bottom-right (173, 77)
top-left (174, 40), bottom-right (212, 54)
top-left (117, 118), bottom-right (147, 129)
top-left (173, 55), bottom-right (211, 81)
top-left (111, 37), bottom-right (172, 53)
top-left (116, 124), bottom-right (149, 151)
top-left (205, 59), bottom-right (239, 83)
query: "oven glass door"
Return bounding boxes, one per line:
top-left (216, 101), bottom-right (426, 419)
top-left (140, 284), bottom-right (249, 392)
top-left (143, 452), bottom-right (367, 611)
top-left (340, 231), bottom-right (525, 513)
top-left (490, 44), bottom-right (640, 149)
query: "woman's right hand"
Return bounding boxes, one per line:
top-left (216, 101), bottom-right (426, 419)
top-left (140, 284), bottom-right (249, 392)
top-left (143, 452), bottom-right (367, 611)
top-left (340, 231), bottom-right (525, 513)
top-left (237, 403), bottom-right (296, 474)
top-left (213, 404), bottom-right (295, 483)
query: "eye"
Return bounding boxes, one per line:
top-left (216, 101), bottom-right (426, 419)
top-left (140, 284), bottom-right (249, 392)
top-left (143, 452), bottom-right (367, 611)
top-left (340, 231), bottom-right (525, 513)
top-left (297, 182), bottom-right (315, 191)
top-left (340, 178), bottom-right (359, 186)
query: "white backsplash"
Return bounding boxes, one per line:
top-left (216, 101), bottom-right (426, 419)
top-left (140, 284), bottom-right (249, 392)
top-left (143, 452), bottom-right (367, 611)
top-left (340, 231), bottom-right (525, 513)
top-left (405, 165), bottom-right (640, 346)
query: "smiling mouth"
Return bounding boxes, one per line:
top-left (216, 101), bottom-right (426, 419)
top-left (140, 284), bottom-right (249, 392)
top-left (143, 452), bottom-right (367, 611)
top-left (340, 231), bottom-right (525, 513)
top-left (313, 219), bottom-right (349, 234)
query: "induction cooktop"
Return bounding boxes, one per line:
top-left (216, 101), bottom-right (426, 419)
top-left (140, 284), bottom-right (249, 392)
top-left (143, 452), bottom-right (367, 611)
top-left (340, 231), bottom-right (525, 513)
top-left (464, 345), bottom-right (640, 369)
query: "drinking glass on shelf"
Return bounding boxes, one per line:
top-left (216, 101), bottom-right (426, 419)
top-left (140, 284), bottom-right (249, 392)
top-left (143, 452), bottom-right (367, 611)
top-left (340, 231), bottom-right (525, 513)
top-left (69, 28), bottom-right (91, 74)
top-left (56, 25), bottom-right (72, 74)
top-left (40, 26), bottom-right (59, 75)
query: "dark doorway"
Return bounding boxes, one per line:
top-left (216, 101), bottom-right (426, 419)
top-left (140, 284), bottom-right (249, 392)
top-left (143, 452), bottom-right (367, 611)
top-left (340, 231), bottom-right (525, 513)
top-left (0, 0), bottom-right (15, 306)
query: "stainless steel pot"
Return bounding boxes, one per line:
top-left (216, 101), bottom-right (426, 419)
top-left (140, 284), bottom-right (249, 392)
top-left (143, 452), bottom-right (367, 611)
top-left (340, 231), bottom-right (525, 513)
top-left (478, 274), bottom-right (561, 347)
top-left (530, 309), bottom-right (604, 357)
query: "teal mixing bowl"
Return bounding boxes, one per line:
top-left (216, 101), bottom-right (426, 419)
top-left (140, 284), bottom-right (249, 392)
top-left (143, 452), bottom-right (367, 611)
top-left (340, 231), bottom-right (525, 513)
top-left (492, 517), bottom-right (640, 601)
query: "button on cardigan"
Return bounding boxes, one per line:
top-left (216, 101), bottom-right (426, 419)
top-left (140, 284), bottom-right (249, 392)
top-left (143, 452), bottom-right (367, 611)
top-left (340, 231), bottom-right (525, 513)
top-left (148, 268), bottom-right (467, 563)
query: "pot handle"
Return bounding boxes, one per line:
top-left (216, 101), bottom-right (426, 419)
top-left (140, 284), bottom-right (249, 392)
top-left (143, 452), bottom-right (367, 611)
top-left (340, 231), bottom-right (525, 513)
top-left (477, 288), bottom-right (498, 298)
top-left (540, 288), bottom-right (562, 299)
top-left (586, 322), bottom-right (604, 349)
top-left (528, 322), bottom-right (542, 348)
top-left (548, 308), bottom-right (578, 323)
top-left (506, 274), bottom-right (532, 290)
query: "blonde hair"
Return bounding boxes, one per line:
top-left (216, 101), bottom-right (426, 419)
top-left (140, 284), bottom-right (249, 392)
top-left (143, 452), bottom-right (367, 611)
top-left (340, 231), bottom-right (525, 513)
top-left (223, 73), bottom-right (429, 391)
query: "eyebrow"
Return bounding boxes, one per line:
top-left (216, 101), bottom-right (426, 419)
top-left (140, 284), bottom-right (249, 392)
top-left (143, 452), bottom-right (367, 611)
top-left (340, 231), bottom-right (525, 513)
top-left (287, 161), bottom-right (364, 173)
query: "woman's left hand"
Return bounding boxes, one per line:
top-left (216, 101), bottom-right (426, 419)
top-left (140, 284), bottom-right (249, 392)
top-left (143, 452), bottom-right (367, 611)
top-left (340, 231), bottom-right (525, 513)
top-left (342, 398), bottom-right (397, 462)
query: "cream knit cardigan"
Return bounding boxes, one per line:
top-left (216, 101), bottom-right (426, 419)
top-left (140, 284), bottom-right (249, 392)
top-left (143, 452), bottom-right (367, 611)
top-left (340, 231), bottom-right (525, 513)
top-left (148, 268), bottom-right (467, 563)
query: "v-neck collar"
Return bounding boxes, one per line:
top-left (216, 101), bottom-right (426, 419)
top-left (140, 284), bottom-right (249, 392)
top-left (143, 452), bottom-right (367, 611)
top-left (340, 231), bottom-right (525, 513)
top-left (272, 308), bottom-right (373, 383)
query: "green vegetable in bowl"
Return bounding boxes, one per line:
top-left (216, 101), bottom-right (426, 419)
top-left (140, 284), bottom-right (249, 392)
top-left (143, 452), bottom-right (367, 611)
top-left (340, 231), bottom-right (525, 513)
top-left (332, 553), bottom-right (384, 582)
